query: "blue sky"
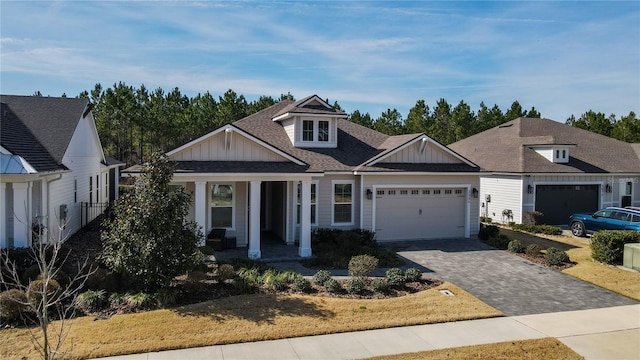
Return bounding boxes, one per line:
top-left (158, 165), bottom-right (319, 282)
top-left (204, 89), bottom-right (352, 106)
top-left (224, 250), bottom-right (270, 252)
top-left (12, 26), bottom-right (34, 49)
top-left (1, 1), bottom-right (638, 122)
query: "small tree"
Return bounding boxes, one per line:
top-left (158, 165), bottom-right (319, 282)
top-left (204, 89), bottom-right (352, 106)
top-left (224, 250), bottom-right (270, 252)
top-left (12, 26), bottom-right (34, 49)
top-left (100, 153), bottom-right (203, 291)
top-left (1, 225), bottom-right (94, 360)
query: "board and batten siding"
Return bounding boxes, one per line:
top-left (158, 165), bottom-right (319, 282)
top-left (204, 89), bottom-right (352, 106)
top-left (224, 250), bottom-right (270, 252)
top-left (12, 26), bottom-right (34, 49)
top-left (480, 176), bottom-right (523, 224)
top-left (362, 174), bottom-right (480, 236)
top-left (378, 141), bottom-right (459, 164)
top-left (315, 174), bottom-right (361, 230)
top-left (170, 131), bottom-right (288, 162)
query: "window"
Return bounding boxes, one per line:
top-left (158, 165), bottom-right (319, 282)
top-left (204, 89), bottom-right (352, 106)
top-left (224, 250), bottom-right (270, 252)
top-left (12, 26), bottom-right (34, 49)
top-left (556, 150), bottom-right (560, 158)
top-left (388, 190), bottom-right (396, 195)
top-left (562, 150), bottom-right (567, 159)
top-left (303, 120), bottom-right (314, 141)
top-left (318, 121), bottom-right (329, 141)
top-left (455, 189), bottom-right (463, 195)
top-left (377, 190), bottom-right (385, 195)
top-left (74, 179), bottom-right (77, 203)
top-left (423, 190), bottom-right (430, 195)
top-left (445, 189), bottom-right (452, 194)
top-left (400, 190), bottom-right (408, 195)
top-left (333, 181), bottom-right (353, 224)
top-left (297, 182), bottom-right (317, 225)
top-left (211, 184), bottom-right (234, 228)
top-left (433, 189), bottom-right (441, 194)
top-left (411, 190), bottom-right (419, 195)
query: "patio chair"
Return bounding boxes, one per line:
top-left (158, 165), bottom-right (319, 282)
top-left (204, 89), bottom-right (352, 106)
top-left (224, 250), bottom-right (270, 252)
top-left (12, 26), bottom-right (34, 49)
top-left (207, 228), bottom-right (226, 251)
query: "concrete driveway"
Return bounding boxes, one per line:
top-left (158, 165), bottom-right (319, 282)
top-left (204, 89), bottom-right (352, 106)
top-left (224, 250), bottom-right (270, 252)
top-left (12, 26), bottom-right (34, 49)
top-left (384, 239), bottom-right (637, 316)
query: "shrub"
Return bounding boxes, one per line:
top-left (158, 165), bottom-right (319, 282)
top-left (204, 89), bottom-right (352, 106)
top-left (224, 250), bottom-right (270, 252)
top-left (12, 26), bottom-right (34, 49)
top-left (0, 289), bottom-right (28, 322)
top-left (154, 288), bottom-right (176, 307)
top-left (186, 270), bottom-right (207, 282)
top-left (293, 276), bottom-right (312, 293)
top-left (323, 278), bottom-right (342, 293)
top-left (312, 270), bottom-right (332, 286)
top-left (232, 277), bottom-right (255, 293)
top-left (385, 268), bottom-right (405, 288)
top-left (348, 255), bottom-right (379, 278)
top-left (26, 279), bottom-right (61, 306)
top-left (486, 235), bottom-right (511, 250)
top-left (85, 268), bottom-right (120, 293)
top-left (525, 243), bottom-right (541, 256)
top-left (109, 292), bottom-right (125, 307)
top-left (404, 268), bottom-right (422, 282)
top-left (480, 216), bottom-right (492, 223)
top-left (507, 239), bottom-right (525, 253)
top-left (346, 277), bottom-right (366, 294)
top-left (236, 268), bottom-right (261, 287)
top-left (198, 246), bottom-right (215, 256)
top-left (544, 247), bottom-right (570, 266)
top-left (123, 292), bottom-right (153, 310)
top-left (21, 264), bottom-right (41, 285)
top-left (281, 271), bottom-right (301, 284)
top-left (512, 224), bottom-right (562, 235)
top-left (261, 270), bottom-right (287, 291)
top-left (523, 211), bottom-right (544, 225)
top-left (216, 264), bottom-right (236, 282)
top-left (228, 258), bottom-right (271, 273)
top-left (478, 224), bottom-right (500, 240)
top-left (370, 278), bottom-right (388, 293)
top-left (591, 230), bottom-right (640, 264)
top-left (76, 289), bottom-right (107, 313)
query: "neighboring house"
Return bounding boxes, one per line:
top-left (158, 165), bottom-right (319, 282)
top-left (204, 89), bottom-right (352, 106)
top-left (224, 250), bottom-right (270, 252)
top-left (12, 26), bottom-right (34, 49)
top-left (124, 95), bottom-right (481, 259)
top-left (0, 95), bottom-right (123, 248)
top-left (449, 117), bottom-right (640, 225)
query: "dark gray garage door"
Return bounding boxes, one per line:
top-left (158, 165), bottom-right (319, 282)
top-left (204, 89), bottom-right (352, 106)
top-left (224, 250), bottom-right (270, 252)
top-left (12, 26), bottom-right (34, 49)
top-left (535, 184), bottom-right (599, 225)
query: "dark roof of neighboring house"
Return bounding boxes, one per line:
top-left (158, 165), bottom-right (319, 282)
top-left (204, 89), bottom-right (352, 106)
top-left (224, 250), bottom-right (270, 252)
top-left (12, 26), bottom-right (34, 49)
top-left (1, 95), bottom-right (91, 172)
top-left (449, 117), bottom-right (640, 174)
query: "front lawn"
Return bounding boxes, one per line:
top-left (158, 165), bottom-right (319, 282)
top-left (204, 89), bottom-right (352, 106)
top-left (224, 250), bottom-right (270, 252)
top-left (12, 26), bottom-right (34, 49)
top-left (0, 283), bottom-right (501, 360)
top-left (499, 228), bottom-right (640, 301)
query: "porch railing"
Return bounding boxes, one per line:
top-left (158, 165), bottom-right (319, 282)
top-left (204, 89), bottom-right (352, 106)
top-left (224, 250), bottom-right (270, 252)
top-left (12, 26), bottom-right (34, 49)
top-left (81, 202), bottom-right (110, 228)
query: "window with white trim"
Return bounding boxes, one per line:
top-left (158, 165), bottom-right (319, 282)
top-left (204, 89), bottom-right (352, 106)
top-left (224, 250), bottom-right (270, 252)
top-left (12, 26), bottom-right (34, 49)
top-left (332, 181), bottom-right (354, 224)
top-left (297, 181), bottom-right (318, 225)
top-left (74, 179), bottom-right (78, 203)
top-left (211, 184), bottom-right (234, 228)
top-left (302, 120), bottom-right (314, 141)
top-left (318, 121), bottom-right (329, 141)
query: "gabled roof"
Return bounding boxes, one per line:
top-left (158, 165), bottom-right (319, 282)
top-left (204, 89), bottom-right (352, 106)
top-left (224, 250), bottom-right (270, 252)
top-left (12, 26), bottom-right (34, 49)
top-left (449, 117), bottom-right (640, 173)
top-left (272, 95), bottom-right (347, 121)
top-left (1, 95), bottom-right (91, 172)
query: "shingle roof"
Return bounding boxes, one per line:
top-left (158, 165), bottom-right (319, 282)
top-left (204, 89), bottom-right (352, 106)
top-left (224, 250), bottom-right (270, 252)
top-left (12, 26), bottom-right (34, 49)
top-left (449, 117), bottom-right (640, 173)
top-left (1, 95), bottom-right (90, 172)
top-left (272, 94), bottom-right (347, 118)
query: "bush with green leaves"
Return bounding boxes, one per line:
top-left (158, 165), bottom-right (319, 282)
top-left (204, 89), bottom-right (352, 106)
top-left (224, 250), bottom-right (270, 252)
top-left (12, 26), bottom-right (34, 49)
top-left (591, 230), bottom-right (640, 265)
top-left (404, 268), bottom-right (422, 282)
top-left (154, 288), bottom-right (176, 307)
top-left (293, 276), bottom-right (312, 293)
top-left (370, 278), bottom-right (389, 293)
top-left (525, 243), bottom-right (541, 256)
top-left (486, 234), bottom-right (511, 250)
top-left (198, 246), bottom-right (215, 256)
top-left (0, 289), bottom-right (28, 322)
top-left (507, 239), bottom-right (525, 253)
top-left (76, 289), bottom-right (107, 313)
top-left (478, 224), bottom-right (500, 240)
top-left (123, 292), bottom-right (153, 310)
top-left (480, 216), bottom-right (492, 223)
top-left (216, 264), bottom-right (236, 282)
top-left (323, 278), bottom-right (342, 293)
top-left (544, 247), bottom-right (570, 266)
top-left (511, 223), bottom-right (562, 235)
top-left (348, 255), bottom-right (379, 278)
top-left (85, 267), bottom-right (120, 293)
top-left (309, 229), bottom-right (402, 269)
top-left (100, 153), bottom-right (203, 292)
top-left (385, 268), bottom-right (405, 288)
top-left (312, 270), bottom-right (332, 286)
top-left (346, 277), bottom-right (366, 294)
top-left (281, 271), bottom-right (301, 284)
top-left (260, 270), bottom-right (287, 291)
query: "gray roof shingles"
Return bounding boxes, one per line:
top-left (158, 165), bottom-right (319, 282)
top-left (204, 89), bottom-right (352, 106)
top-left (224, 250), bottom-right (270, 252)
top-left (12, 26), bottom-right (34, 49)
top-left (1, 95), bottom-right (92, 172)
top-left (449, 117), bottom-right (640, 174)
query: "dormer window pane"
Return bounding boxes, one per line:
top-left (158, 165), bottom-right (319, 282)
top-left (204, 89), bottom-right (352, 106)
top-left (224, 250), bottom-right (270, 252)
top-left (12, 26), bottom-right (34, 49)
top-left (562, 150), bottom-right (566, 159)
top-left (556, 150), bottom-right (560, 158)
top-left (318, 121), bottom-right (329, 141)
top-left (303, 120), bottom-right (314, 141)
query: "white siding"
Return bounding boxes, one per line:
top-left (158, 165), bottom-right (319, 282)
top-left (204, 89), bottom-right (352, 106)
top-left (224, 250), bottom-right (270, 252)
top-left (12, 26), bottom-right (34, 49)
top-left (480, 176), bottom-right (523, 224)
top-left (282, 119), bottom-right (295, 146)
top-left (170, 132), bottom-right (288, 162)
top-left (379, 142), bottom-right (459, 164)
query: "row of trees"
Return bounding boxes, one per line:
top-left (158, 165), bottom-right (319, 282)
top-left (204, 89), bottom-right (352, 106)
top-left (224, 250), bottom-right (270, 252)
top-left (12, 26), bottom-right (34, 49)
top-left (46, 84), bottom-right (638, 166)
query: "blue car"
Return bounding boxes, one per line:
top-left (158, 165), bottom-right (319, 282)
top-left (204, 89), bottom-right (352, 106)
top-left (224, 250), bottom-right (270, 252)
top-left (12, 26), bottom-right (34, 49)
top-left (569, 207), bottom-right (640, 237)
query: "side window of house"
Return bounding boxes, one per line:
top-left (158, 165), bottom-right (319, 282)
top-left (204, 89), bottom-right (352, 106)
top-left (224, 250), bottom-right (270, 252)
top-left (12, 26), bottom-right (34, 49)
top-left (74, 179), bottom-right (78, 203)
top-left (211, 184), bottom-right (234, 228)
top-left (318, 121), bottom-right (329, 142)
top-left (302, 120), bottom-right (314, 141)
top-left (333, 182), bottom-right (353, 224)
top-left (296, 182), bottom-right (317, 225)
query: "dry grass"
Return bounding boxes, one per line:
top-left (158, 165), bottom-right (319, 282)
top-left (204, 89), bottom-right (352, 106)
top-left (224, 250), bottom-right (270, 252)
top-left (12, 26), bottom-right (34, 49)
top-left (500, 228), bottom-right (640, 301)
top-left (0, 282), bottom-right (502, 360)
top-left (365, 338), bottom-right (584, 360)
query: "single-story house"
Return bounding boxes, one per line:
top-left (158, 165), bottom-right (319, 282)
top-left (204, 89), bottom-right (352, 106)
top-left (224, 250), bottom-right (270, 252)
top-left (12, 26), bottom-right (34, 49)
top-left (1, 95), bottom-right (123, 248)
top-left (124, 95), bottom-right (481, 259)
top-left (449, 117), bottom-right (640, 225)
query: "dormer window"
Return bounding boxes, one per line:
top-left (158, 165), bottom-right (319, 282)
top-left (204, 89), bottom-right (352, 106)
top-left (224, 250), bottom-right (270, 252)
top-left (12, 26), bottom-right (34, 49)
top-left (527, 143), bottom-right (574, 164)
top-left (301, 119), bottom-right (331, 144)
top-left (318, 121), bottom-right (329, 142)
top-left (303, 120), bottom-right (314, 141)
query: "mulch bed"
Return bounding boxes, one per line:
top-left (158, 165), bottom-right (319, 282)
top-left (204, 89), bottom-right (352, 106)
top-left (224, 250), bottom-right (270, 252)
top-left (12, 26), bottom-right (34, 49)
top-left (514, 252), bottom-right (576, 271)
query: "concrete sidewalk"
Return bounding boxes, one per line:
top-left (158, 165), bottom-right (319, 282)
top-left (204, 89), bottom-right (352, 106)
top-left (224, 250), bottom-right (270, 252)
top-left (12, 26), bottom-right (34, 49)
top-left (97, 304), bottom-right (639, 360)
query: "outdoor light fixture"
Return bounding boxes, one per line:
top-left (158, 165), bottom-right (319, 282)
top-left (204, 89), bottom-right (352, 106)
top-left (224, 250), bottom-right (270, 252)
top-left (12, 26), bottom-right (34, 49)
top-left (605, 184), bottom-right (612, 193)
top-left (472, 188), bottom-right (478, 198)
top-left (527, 185), bottom-right (533, 194)
top-left (366, 188), bottom-right (373, 200)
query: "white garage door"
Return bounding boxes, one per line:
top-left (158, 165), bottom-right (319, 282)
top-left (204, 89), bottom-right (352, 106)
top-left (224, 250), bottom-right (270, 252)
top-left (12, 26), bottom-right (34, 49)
top-left (375, 188), bottom-right (466, 241)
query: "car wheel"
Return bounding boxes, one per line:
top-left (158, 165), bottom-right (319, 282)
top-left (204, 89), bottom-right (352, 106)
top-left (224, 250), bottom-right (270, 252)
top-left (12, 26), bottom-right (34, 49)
top-left (571, 221), bottom-right (585, 237)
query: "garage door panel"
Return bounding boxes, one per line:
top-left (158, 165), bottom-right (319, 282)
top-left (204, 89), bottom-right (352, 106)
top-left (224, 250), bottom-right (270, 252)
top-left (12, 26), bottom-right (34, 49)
top-left (535, 184), bottom-right (599, 225)
top-left (375, 188), bottom-right (465, 241)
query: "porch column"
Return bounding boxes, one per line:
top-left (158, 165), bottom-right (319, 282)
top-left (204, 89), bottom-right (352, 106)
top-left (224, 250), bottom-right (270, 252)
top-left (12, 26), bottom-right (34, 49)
top-left (194, 181), bottom-right (207, 244)
top-left (0, 183), bottom-right (6, 248)
top-left (13, 183), bottom-right (30, 248)
top-left (299, 180), bottom-right (312, 257)
top-left (248, 180), bottom-right (262, 259)
top-left (286, 181), bottom-right (296, 245)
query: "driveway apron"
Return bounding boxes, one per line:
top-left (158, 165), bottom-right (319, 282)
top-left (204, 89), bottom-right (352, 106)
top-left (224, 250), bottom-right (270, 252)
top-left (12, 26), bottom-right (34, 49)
top-left (385, 239), bottom-right (637, 316)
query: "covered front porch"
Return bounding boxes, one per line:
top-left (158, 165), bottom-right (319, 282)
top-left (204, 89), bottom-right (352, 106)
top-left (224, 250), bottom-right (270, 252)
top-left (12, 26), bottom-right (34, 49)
top-left (173, 174), bottom-right (318, 260)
